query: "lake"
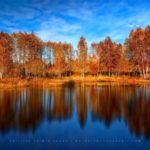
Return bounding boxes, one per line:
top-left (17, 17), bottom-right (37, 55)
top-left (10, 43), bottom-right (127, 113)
top-left (0, 82), bottom-right (150, 150)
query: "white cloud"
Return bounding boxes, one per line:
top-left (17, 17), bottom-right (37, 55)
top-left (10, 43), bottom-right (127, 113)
top-left (36, 16), bottom-right (82, 48)
top-left (1, 0), bottom-right (150, 48)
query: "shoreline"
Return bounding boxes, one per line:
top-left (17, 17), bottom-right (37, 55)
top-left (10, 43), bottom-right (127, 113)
top-left (0, 76), bottom-right (150, 89)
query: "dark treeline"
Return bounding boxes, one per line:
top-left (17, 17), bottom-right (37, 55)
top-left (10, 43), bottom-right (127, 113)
top-left (0, 26), bottom-right (150, 79)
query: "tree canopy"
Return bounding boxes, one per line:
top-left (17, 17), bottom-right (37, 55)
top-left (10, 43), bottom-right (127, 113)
top-left (1, 26), bottom-right (150, 78)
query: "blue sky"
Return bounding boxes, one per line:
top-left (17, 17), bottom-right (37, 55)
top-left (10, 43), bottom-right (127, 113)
top-left (0, 0), bottom-right (150, 48)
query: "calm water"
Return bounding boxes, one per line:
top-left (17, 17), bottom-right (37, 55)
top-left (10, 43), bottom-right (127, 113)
top-left (0, 83), bottom-right (150, 150)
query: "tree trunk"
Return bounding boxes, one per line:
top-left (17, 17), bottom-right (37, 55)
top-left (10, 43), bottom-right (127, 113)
top-left (109, 71), bottom-right (111, 77)
top-left (0, 72), bottom-right (2, 79)
top-left (59, 73), bottom-right (62, 78)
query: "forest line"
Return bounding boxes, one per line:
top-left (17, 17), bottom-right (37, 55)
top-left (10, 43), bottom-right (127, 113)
top-left (0, 26), bottom-right (150, 79)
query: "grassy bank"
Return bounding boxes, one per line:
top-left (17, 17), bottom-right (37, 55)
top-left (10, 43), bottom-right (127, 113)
top-left (0, 76), bottom-right (150, 89)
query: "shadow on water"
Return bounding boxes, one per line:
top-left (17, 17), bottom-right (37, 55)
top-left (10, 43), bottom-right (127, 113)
top-left (0, 84), bottom-right (150, 138)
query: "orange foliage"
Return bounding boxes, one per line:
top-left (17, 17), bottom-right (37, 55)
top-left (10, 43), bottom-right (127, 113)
top-left (0, 26), bottom-right (150, 79)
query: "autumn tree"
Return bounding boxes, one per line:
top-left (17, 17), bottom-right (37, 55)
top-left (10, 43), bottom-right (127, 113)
top-left (91, 42), bottom-right (103, 75)
top-left (11, 32), bottom-right (44, 77)
top-left (126, 28), bottom-right (148, 78)
top-left (113, 43), bottom-right (123, 75)
top-left (11, 32), bottom-right (27, 64)
top-left (26, 33), bottom-right (44, 77)
top-left (53, 42), bottom-right (66, 77)
top-left (25, 58), bottom-right (46, 77)
top-left (72, 58), bottom-right (82, 75)
top-left (0, 32), bottom-right (13, 78)
top-left (27, 32), bottom-right (44, 61)
top-left (92, 37), bottom-right (121, 76)
top-left (46, 41), bottom-right (54, 66)
top-left (88, 54), bottom-right (99, 75)
top-left (102, 37), bottom-right (121, 76)
top-left (118, 45), bottom-right (130, 75)
top-left (45, 42), bottom-right (73, 77)
top-left (11, 32), bottom-right (27, 77)
top-left (145, 26), bottom-right (150, 74)
top-left (78, 37), bottom-right (88, 77)
top-left (63, 43), bottom-right (73, 76)
top-left (1, 26), bottom-right (150, 79)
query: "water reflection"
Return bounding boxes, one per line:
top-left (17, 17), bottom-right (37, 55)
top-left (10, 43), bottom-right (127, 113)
top-left (0, 83), bottom-right (150, 138)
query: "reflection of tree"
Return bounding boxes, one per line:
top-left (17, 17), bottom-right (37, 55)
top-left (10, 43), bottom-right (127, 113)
top-left (17, 88), bottom-right (44, 132)
top-left (0, 86), bottom-right (73, 133)
top-left (0, 84), bottom-right (150, 138)
top-left (47, 85), bottom-right (73, 121)
top-left (75, 84), bottom-right (87, 127)
top-left (89, 84), bottom-right (150, 138)
top-left (0, 90), bottom-right (17, 133)
top-left (89, 85), bottom-right (122, 127)
top-left (123, 86), bottom-right (150, 138)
